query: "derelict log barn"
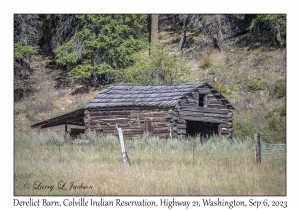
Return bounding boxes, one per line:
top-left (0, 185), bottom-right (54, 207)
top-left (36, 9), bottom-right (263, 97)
top-left (31, 83), bottom-right (234, 139)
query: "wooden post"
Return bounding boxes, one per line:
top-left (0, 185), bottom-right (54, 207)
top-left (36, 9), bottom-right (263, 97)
top-left (59, 144), bottom-right (61, 162)
top-left (169, 125), bottom-right (173, 140)
top-left (116, 124), bottom-right (128, 165)
top-left (64, 122), bottom-right (68, 141)
top-left (254, 133), bottom-right (261, 163)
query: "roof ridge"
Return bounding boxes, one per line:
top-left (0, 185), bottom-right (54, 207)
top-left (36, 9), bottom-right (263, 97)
top-left (81, 82), bottom-right (232, 110)
top-left (107, 82), bottom-right (203, 87)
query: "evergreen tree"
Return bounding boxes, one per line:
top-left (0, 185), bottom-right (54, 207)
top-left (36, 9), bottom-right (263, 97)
top-left (248, 14), bottom-right (286, 46)
top-left (54, 14), bottom-right (148, 83)
top-left (14, 14), bottom-right (41, 77)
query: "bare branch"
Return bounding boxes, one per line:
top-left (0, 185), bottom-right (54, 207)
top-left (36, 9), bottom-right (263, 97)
top-left (14, 14), bottom-right (42, 46)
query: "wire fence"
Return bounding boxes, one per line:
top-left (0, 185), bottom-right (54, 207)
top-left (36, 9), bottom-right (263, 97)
top-left (260, 136), bottom-right (286, 163)
top-left (254, 133), bottom-right (286, 163)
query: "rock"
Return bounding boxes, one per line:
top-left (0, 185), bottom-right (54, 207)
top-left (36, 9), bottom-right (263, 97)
top-left (214, 75), bottom-right (223, 82)
top-left (30, 109), bottom-right (38, 115)
top-left (25, 109), bottom-right (39, 119)
top-left (279, 66), bottom-right (286, 75)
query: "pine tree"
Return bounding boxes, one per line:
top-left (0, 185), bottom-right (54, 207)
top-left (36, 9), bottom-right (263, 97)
top-left (54, 14), bottom-right (148, 83)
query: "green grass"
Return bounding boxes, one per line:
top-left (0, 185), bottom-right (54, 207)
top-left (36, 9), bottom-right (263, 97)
top-left (247, 79), bottom-right (268, 93)
top-left (14, 132), bottom-right (286, 196)
top-left (273, 82), bottom-right (286, 98)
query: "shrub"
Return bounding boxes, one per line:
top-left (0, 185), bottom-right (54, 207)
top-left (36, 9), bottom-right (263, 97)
top-left (268, 117), bottom-right (285, 131)
top-left (212, 82), bottom-right (229, 95)
top-left (268, 117), bottom-right (279, 130)
top-left (279, 106), bottom-right (286, 117)
top-left (233, 122), bottom-right (256, 139)
top-left (39, 131), bottom-right (64, 146)
top-left (229, 83), bottom-right (238, 91)
top-left (14, 43), bottom-right (36, 61)
top-left (247, 79), bottom-right (267, 92)
top-left (273, 82), bottom-right (286, 98)
top-left (123, 43), bottom-right (190, 85)
top-left (199, 55), bottom-right (213, 69)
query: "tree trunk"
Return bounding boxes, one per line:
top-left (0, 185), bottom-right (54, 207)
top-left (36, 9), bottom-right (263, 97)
top-left (178, 16), bottom-right (189, 52)
top-left (275, 25), bottom-right (282, 46)
top-left (178, 28), bottom-right (186, 52)
top-left (150, 14), bottom-right (159, 48)
top-left (216, 14), bottom-right (224, 41)
top-left (91, 58), bottom-right (97, 84)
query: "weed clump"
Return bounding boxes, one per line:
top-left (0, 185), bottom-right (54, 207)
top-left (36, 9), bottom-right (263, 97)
top-left (234, 122), bottom-right (256, 140)
top-left (273, 82), bottom-right (286, 98)
top-left (247, 79), bottom-right (267, 92)
top-left (199, 55), bottom-right (213, 69)
top-left (266, 106), bottom-right (286, 118)
top-left (212, 82), bottom-right (229, 95)
top-left (265, 106), bottom-right (286, 135)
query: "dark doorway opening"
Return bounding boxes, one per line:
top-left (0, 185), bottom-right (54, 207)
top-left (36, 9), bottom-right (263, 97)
top-left (69, 128), bottom-right (86, 139)
top-left (186, 121), bottom-right (219, 140)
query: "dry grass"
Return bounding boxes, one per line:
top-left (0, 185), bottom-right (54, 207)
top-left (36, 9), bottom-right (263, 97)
top-left (186, 44), bottom-right (286, 139)
top-left (14, 54), bottom-right (104, 135)
top-left (14, 133), bottom-right (286, 196)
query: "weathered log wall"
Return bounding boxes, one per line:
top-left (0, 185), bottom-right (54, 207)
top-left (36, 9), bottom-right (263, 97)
top-left (83, 86), bottom-right (234, 139)
top-left (175, 88), bottom-right (234, 138)
top-left (84, 109), bottom-right (172, 139)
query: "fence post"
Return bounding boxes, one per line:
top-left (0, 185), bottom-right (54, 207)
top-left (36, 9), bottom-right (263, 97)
top-left (254, 133), bottom-right (261, 163)
top-left (116, 124), bottom-right (128, 165)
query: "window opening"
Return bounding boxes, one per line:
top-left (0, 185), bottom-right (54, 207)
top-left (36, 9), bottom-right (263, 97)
top-left (198, 94), bottom-right (207, 107)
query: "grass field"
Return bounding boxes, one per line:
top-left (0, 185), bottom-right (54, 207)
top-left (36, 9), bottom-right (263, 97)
top-left (14, 132), bottom-right (286, 196)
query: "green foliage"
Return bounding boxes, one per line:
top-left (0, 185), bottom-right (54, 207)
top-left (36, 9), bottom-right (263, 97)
top-left (247, 79), bottom-right (267, 92)
top-left (265, 110), bottom-right (274, 118)
top-left (273, 82), bottom-right (286, 98)
top-left (248, 15), bottom-right (286, 31)
top-left (279, 106), bottom-right (286, 117)
top-left (266, 106), bottom-right (286, 119)
top-left (268, 117), bottom-right (278, 130)
top-left (212, 82), bottom-right (229, 95)
top-left (233, 14), bottom-right (244, 19)
top-left (54, 14), bottom-right (148, 80)
top-left (54, 40), bottom-right (78, 65)
top-left (71, 64), bottom-right (92, 79)
top-left (229, 83), bottom-right (238, 91)
top-left (71, 63), bottom-right (118, 81)
top-left (234, 122), bottom-right (256, 139)
top-left (95, 63), bottom-right (114, 75)
top-left (14, 42), bottom-right (36, 60)
top-left (264, 106), bottom-right (286, 135)
top-left (122, 43), bottom-right (190, 85)
top-left (199, 55), bottom-right (213, 69)
top-left (268, 117), bottom-right (285, 131)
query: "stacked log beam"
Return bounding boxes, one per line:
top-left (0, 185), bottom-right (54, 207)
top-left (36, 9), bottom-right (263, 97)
top-left (175, 91), bottom-right (234, 139)
top-left (84, 109), bottom-right (171, 139)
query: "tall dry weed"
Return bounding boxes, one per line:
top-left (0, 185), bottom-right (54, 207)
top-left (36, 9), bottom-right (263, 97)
top-left (14, 133), bottom-right (285, 196)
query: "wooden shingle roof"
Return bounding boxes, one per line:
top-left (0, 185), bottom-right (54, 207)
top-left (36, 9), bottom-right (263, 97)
top-left (82, 83), bottom-right (204, 109)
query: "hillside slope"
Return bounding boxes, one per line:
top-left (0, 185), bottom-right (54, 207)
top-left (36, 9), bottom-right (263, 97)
top-left (14, 28), bottom-right (286, 141)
